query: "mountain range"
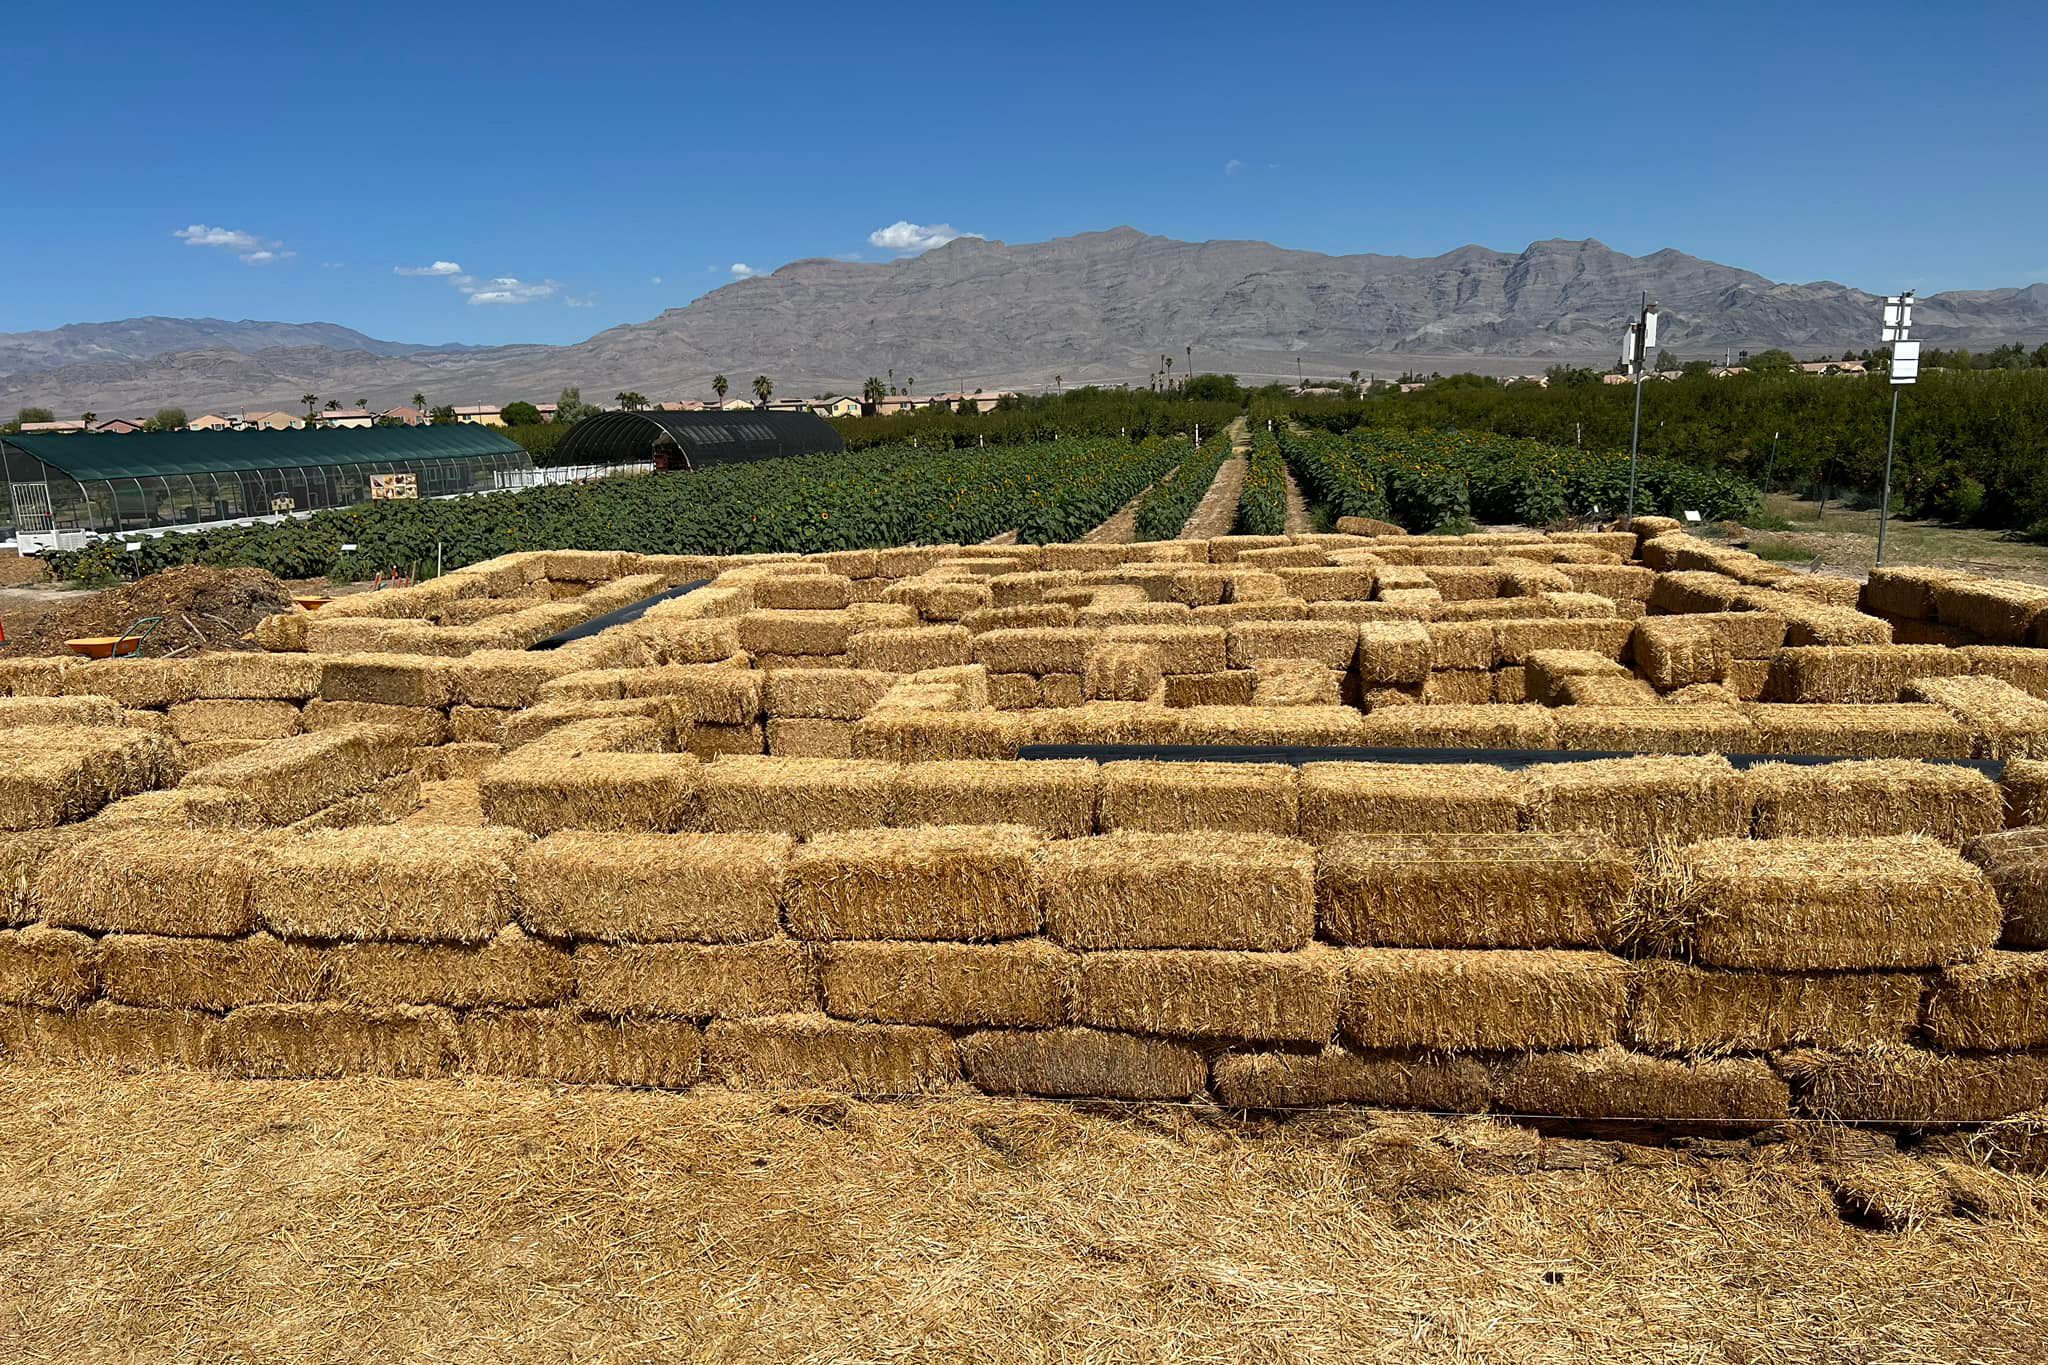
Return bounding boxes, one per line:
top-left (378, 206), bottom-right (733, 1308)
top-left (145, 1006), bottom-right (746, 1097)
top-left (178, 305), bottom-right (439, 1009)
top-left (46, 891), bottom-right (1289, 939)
top-left (5, 228), bottom-right (2046, 417)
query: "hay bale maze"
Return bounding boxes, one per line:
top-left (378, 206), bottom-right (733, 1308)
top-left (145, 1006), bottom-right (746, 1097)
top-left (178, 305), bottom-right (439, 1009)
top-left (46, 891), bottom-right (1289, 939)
top-left (6, 527), bottom-right (2048, 1135)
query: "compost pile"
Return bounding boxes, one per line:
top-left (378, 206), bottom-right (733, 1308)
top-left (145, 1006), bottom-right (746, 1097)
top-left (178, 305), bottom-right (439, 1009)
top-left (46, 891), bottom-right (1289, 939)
top-left (3, 565), bottom-right (293, 656)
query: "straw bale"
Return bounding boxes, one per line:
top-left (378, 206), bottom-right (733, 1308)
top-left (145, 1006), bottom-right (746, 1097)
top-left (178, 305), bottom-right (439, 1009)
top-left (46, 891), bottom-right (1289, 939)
top-left (0, 656), bottom-right (84, 697)
top-left (300, 699), bottom-right (447, 746)
top-left (1298, 762), bottom-right (1523, 839)
top-left (1317, 833), bottom-right (1630, 948)
top-left (61, 659), bottom-right (198, 709)
top-left (187, 652), bottom-right (321, 702)
top-left (882, 578), bottom-right (992, 622)
top-left (1043, 585), bottom-right (1104, 609)
top-left (1254, 659), bottom-right (1343, 707)
top-left (704, 1013), bottom-right (957, 1093)
top-left (1893, 619), bottom-right (1977, 646)
top-left (323, 927), bottom-right (569, 1009)
top-left (1681, 835), bottom-right (1999, 970)
top-left (852, 709), bottom-right (1022, 762)
top-left (1757, 596), bottom-right (1895, 647)
top-left (1075, 601), bottom-right (1191, 629)
top-left (1663, 683), bottom-right (1742, 706)
top-left (636, 616), bottom-right (745, 665)
top-left (866, 545), bottom-right (949, 577)
top-left (1427, 622), bottom-right (1499, 671)
top-left (1784, 1046), bottom-right (2048, 1123)
top-left (844, 600), bottom-right (919, 628)
top-left (214, 1002), bottom-right (460, 1078)
top-left (1275, 567), bottom-right (1376, 602)
top-left (1750, 759), bottom-right (2000, 843)
top-left (700, 756), bottom-right (894, 834)
top-left (0, 695), bottom-right (124, 729)
top-left (1340, 947), bottom-right (1626, 1051)
top-left (1204, 535), bottom-right (1293, 564)
top-left (986, 674), bottom-right (1040, 710)
top-left (986, 571), bottom-right (1081, 608)
top-left (1039, 674), bottom-right (1084, 708)
top-left (1491, 1047), bottom-right (1790, 1123)
top-left (962, 604), bottom-right (1078, 634)
top-left (1098, 760), bottom-right (1297, 836)
top-left (1354, 622), bottom-right (1432, 684)
top-left (516, 831), bottom-right (785, 944)
top-left (1646, 571), bottom-right (1750, 615)
top-left (163, 699), bottom-right (300, 744)
top-left (542, 550), bottom-right (625, 582)
top-left (787, 824), bottom-right (1043, 941)
top-left (1725, 656), bottom-right (1773, 700)
top-left (1742, 702), bottom-right (1973, 759)
top-left (1073, 947), bottom-right (1342, 1043)
top-left (575, 939), bottom-right (814, 1017)
top-left (969, 628), bottom-right (1095, 676)
top-left (1969, 827), bottom-right (2048, 948)
top-left (1175, 704), bottom-right (1368, 746)
top-left (1496, 618), bottom-right (1633, 665)
top-left (1166, 567), bottom-right (1235, 606)
top-left (1862, 566), bottom-right (1966, 621)
top-left (1524, 649), bottom-right (1627, 703)
top-left (254, 826), bottom-right (525, 943)
top-left (1525, 755), bottom-right (1749, 846)
top-left (503, 709), bottom-right (667, 756)
top-left (1041, 831), bottom-right (1314, 950)
top-left (1357, 704), bottom-right (1558, 750)
top-left (1191, 600), bottom-right (1312, 624)
top-left (1771, 645), bottom-right (1968, 703)
top-left (411, 743), bottom-right (498, 784)
top-left (681, 721), bottom-right (764, 758)
top-left (1162, 671), bottom-right (1255, 708)
top-left (1552, 704), bottom-right (1756, 754)
top-left (848, 624), bottom-right (973, 672)
top-left (1219, 620), bottom-right (1354, 671)
top-left (1100, 625), bottom-right (1227, 675)
top-left (0, 1002), bottom-right (213, 1071)
top-left (1016, 704), bottom-right (1179, 747)
top-left (317, 653), bottom-right (453, 708)
top-left (615, 667), bottom-right (759, 724)
top-left (888, 760), bottom-right (1098, 838)
top-left (1931, 577), bottom-right (2048, 643)
top-left (751, 574), bottom-right (853, 611)
top-left (1960, 645), bottom-right (2048, 699)
top-left (1558, 564), bottom-right (1654, 600)
top-left (820, 939), bottom-right (1071, 1027)
top-left (1905, 674), bottom-right (2048, 757)
top-left (288, 769), bottom-right (422, 832)
top-left (1082, 642), bottom-right (1163, 701)
top-left (121, 709), bottom-right (172, 735)
top-left (481, 750), bottom-right (699, 835)
top-left (765, 717), bottom-right (853, 758)
top-left (444, 706), bottom-right (506, 746)
top-left (1924, 949), bottom-right (2046, 1051)
top-left (1420, 670), bottom-right (1493, 705)
top-left (1213, 1047), bottom-right (1490, 1110)
top-left (1626, 961), bottom-right (1922, 1053)
top-left (1421, 566), bottom-right (1504, 601)
top-left (443, 651), bottom-right (575, 710)
top-left (0, 924), bottom-right (97, 1008)
top-left (1238, 546), bottom-right (1328, 570)
top-left (1336, 516), bottom-right (1406, 536)
top-left (98, 931), bottom-right (325, 1010)
top-left (455, 1010), bottom-right (698, 1086)
top-left (1545, 591), bottom-right (1632, 620)
top-left (1551, 675), bottom-right (1661, 707)
top-left (1774, 574), bottom-right (1865, 610)
top-left (737, 609), bottom-right (854, 658)
top-left (38, 827), bottom-right (263, 936)
top-left (960, 1026), bottom-right (1201, 1099)
top-left (1373, 563), bottom-right (1438, 587)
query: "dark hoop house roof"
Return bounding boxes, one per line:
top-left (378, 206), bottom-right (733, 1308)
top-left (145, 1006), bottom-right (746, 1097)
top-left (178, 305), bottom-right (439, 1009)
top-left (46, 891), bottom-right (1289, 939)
top-left (0, 423), bottom-right (526, 480)
top-left (550, 409), bottom-right (845, 469)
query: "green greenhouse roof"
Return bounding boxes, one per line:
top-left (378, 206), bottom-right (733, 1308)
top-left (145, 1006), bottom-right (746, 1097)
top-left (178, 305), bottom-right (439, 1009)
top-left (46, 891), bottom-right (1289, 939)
top-left (1, 423), bottom-right (528, 482)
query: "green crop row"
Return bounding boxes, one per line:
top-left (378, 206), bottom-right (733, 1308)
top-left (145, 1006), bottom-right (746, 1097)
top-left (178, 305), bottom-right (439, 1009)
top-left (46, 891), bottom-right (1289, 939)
top-left (1234, 429), bottom-right (1290, 535)
top-left (1131, 430), bottom-right (1230, 541)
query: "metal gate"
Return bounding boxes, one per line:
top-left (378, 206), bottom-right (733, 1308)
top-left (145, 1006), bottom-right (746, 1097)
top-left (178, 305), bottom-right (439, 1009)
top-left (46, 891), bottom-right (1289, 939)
top-left (8, 481), bottom-right (55, 535)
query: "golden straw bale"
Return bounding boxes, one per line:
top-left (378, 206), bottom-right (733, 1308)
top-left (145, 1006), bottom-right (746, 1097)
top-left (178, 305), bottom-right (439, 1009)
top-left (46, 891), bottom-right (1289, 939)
top-left (447, 706), bottom-right (509, 745)
top-left (852, 709), bottom-right (1022, 762)
top-left (1749, 758), bottom-right (2001, 843)
top-left (1082, 641), bottom-right (1163, 701)
top-left (1559, 563), bottom-right (1654, 600)
top-left (516, 831), bottom-right (787, 943)
top-left (765, 717), bottom-right (853, 758)
top-left (1626, 961), bottom-right (1922, 1053)
top-left (575, 940), bottom-right (814, 1017)
top-left (916, 661), bottom-right (995, 709)
top-left (1906, 674), bottom-right (2048, 757)
top-left (1191, 600), bottom-right (1311, 624)
top-left (1340, 948), bottom-right (1627, 1051)
top-left (787, 824), bottom-right (1043, 941)
top-left (288, 770), bottom-right (422, 833)
top-left (1355, 622), bottom-right (1432, 684)
top-left (1275, 566), bottom-right (1376, 602)
top-left (300, 699), bottom-right (447, 746)
top-left (1783, 1046), bottom-right (2048, 1123)
top-left (1489, 667), bottom-right (1530, 704)
top-left (164, 699), bottom-right (300, 744)
top-left (1072, 947), bottom-right (1342, 1042)
top-left (1551, 675), bottom-right (1661, 707)
top-left (1525, 755), bottom-right (1750, 846)
top-left (738, 609), bottom-right (855, 658)
top-left (960, 1026), bottom-right (1203, 1099)
top-left (61, 658), bottom-right (198, 709)
top-left (1253, 659), bottom-right (1343, 707)
top-left (753, 574), bottom-right (853, 610)
top-left (1931, 577), bottom-right (2048, 643)
top-left (1175, 704), bottom-right (1368, 746)
top-left (681, 721), bottom-right (763, 758)
top-left (698, 756), bottom-right (894, 834)
top-left (0, 656), bottom-right (84, 697)
top-left (1422, 566), bottom-right (1504, 601)
top-left (1496, 618), bottom-right (1633, 665)
top-left (214, 1002), bottom-right (460, 1078)
top-left (888, 760), bottom-right (1099, 838)
top-left (1965, 827), bottom-right (2048, 947)
top-left (1041, 831), bottom-right (1314, 950)
top-left (1524, 649), bottom-right (1627, 704)
top-left (1357, 703), bottom-right (1558, 750)
top-left (1663, 683), bottom-right (1743, 706)
top-left (1213, 1047), bottom-right (1490, 1110)
top-left (1317, 833), bottom-right (1632, 948)
top-left (970, 628), bottom-right (1096, 676)
top-left (1741, 702), bottom-right (1973, 758)
top-left (1017, 704), bottom-right (1182, 746)
top-left (761, 668), bottom-right (895, 720)
top-left (620, 668), bottom-right (760, 724)
top-left (882, 578), bottom-right (992, 621)
top-left (1646, 571), bottom-right (1750, 616)
top-left (1299, 762), bottom-right (1524, 838)
top-left (0, 1002), bottom-right (212, 1070)
top-left (1162, 671), bottom-right (1255, 708)
top-left (0, 727), bottom-right (182, 830)
top-left (1101, 624), bottom-right (1227, 675)
top-left (1099, 760), bottom-right (1297, 836)
top-left (1075, 601), bottom-right (1192, 629)
top-left (1961, 645), bottom-right (2048, 699)
top-left (1998, 761), bottom-right (2048, 826)
top-left (820, 939), bottom-right (1071, 1027)
top-left (1681, 835), bottom-right (2000, 970)
top-left (1862, 565), bottom-right (1965, 620)
top-left (481, 751), bottom-right (700, 835)
top-left (328, 927), bottom-right (572, 1008)
top-left (319, 654), bottom-right (454, 708)
top-left (1751, 595), bottom-right (1894, 647)
top-left (987, 571), bottom-right (1083, 608)
top-left (38, 827), bottom-right (264, 936)
top-left (254, 826), bottom-right (526, 943)
top-left (1337, 516), bottom-right (1408, 537)
top-left (460, 1009), bottom-right (700, 1087)
top-left (1926, 950), bottom-right (2048, 1049)
top-left (1552, 704), bottom-right (1756, 754)
top-left (99, 932), bottom-right (325, 1010)
top-left (1491, 1047), bottom-right (1791, 1123)
top-left (848, 624), bottom-right (973, 672)
top-left (1238, 546), bottom-right (1329, 570)
top-left (0, 696), bottom-right (127, 729)
top-left (963, 604), bottom-right (1078, 634)
top-left (1204, 535), bottom-right (1292, 564)
top-left (1426, 622), bottom-right (1497, 671)
top-left (0, 924), bottom-right (97, 1008)
top-left (986, 673), bottom-right (1040, 710)
top-left (1224, 620), bottom-right (1358, 670)
top-left (705, 1014), bottom-right (958, 1094)
top-left (1419, 670), bottom-right (1492, 705)
top-left (1771, 645), bottom-right (1970, 703)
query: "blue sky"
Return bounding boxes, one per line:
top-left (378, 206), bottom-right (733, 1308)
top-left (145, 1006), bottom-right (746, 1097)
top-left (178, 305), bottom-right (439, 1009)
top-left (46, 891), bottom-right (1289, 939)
top-left (4, 0), bottom-right (2042, 345)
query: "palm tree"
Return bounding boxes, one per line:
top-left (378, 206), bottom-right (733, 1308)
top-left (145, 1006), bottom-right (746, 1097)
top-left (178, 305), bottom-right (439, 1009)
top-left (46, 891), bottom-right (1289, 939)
top-left (301, 393), bottom-right (319, 420)
top-left (1349, 370), bottom-right (1361, 386)
top-left (1164, 355), bottom-right (1174, 390)
top-left (904, 375), bottom-right (915, 396)
top-left (355, 399), bottom-right (369, 412)
top-left (1185, 345), bottom-right (1191, 380)
top-left (862, 376), bottom-right (885, 410)
top-left (751, 374), bottom-right (773, 407)
top-left (1054, 373), bottom-right (1063, 393)
top-left (324, 399), bottom-right (341, 411)
top-left (412, 391), bottom-right (427, 409)
top-left (80, 411), bottom-right (97, 427)
top-left (712, 374), bottom-right (728, 405)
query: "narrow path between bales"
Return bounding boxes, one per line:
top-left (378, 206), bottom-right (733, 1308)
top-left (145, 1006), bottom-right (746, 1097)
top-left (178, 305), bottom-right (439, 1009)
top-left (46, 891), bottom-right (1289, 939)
top-left (1180, 416), bottom-right (1251, 539)
top-left (1283, 468), bottom-right (1313, 535)
top-left (1082, 478), bottom-right (1161, 544)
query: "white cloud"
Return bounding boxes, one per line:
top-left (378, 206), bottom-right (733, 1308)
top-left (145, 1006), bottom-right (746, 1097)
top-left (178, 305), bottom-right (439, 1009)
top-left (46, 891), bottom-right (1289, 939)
top-left (565, 294), bottom-right (596, 309)
top-left (649, 275), bottom-right (663, 285)
top-left (867, 220), bottom-right (981, 255)
top-left (174, 223), bottom-right (290, 265)
top-left (461, 276), bottom-right (559, 306)
top-left (1224, 159), bottom-right (1243, 176)
top-left (395, 260), bottom-right (464, 277)
top-left (730, 263), bottom-right (760, 278)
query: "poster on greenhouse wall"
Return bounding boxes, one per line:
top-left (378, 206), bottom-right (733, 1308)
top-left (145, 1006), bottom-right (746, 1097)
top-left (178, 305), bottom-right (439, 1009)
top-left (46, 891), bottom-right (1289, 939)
top-left (370, 473), bottom-right (418, 500)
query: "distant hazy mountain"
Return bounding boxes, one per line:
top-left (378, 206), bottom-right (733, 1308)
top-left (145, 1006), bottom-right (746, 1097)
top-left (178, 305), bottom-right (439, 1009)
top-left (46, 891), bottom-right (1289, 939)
top-left (5, 230), bottom-right (2046, 416)
top-left (0, 317), bottom-right (478, 380)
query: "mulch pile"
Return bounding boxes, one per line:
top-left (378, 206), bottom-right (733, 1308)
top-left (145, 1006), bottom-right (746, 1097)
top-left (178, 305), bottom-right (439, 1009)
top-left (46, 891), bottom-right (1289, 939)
top-left (1, 566), bottom-right (294, 657)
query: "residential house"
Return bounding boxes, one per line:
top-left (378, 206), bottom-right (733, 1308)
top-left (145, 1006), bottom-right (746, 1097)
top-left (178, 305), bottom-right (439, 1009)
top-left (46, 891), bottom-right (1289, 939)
top-left (534, 401), bottom-right (560, 421)
top-left (1799, 360), bottom-right (1867, 376)
top-left (185, 413), bottom-right (235, 431)
top-left (1710, 367), bottom-right (1749, 379)
top-left (378, 405), bottom-right (426, 426)
top-left (18, 419), bottom-right (87, 433)
top-left (93, 417), bottom-right (149, 433)
top-left (241, 411), bottom-right (304, 430)
top-left (451, 404), bottom-right (504, 426)
top-left (810, 395), bottom-right (863, 418)
top-left (656, 400), bottom-right (707, 412)
top-left (316, 408), bottom-right (376, 429)
top-left (720, 397), bottom-right (760, 411)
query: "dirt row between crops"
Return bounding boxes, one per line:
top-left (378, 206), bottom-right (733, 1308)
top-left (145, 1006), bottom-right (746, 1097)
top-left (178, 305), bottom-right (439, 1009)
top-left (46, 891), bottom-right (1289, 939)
top-left (1284, 467), bottom-right (1314, 534)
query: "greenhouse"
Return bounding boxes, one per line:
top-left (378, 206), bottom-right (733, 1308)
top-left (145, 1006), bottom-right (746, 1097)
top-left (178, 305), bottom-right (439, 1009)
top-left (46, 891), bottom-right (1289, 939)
top-left (0, 424), bottom-right (533, 543)
top-left (548, 409), bottom-right (844, 471)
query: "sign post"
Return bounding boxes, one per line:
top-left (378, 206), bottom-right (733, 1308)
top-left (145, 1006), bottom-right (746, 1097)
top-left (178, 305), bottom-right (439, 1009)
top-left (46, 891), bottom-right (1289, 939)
top-left (1877, 292), bottom-right (1918, 567)
top-left (1621, 293), bottom-right (1659, 524)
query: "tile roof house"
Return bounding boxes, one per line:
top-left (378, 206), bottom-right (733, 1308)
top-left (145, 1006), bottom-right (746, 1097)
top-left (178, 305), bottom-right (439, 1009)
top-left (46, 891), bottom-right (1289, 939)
top-left (240, 411), bottom-right (304, 430)
top-left (185, 413), bottom-right (235, 431)
top-left (19, 419), bottom-right (88, 433)
top-left (451, 404), bottom-right (505, 426)
top-left (93, 417), bottom-right (149, 434)
top-left (378, 405), bottom-right (426, 426)
top-left (316, 408), bottom-right (376, 429)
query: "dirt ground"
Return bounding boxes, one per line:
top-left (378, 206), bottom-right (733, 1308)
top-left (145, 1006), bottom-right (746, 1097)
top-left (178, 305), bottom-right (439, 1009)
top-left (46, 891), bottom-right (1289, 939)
top-left (1, 1065), bottom-right (2044, 1364)
top-left (1739, 494), bottom-right (2048, 585)
top-left (0, 565), bottom-right (294, 656)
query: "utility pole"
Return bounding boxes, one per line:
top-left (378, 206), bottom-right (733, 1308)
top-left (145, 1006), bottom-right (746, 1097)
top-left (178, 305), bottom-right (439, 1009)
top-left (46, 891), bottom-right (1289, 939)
top-left (1877, 291), bottom-right (1920, 566)
top-left (1620, 292), bottom-right (1659, 523)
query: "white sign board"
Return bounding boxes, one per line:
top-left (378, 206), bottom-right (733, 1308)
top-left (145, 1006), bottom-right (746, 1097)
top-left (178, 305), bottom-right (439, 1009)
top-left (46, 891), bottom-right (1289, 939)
top-left (340, 543), bottom-right (358, 552)
top-left (125, 541), bottom-right (142, 553)
top-left (1683, 510), bottom-right (1703, 523)
top-left (1891, 340), bottom-right (1921, 386)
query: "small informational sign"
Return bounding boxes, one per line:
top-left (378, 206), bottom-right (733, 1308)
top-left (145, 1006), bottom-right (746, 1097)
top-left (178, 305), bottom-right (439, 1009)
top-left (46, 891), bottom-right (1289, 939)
top-left (125, 541), bottom-right (142, 553)
top-left (270, 495), bottom-right (297, 514)
top-left (1891, 340), bottom-right (1921, 386)
top-left (1683, 510), bottom-right (1703, 523)
top-left (340, 542), bottom-right (358, 552)
top-left (371, 473), bottom-right (419, 500)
